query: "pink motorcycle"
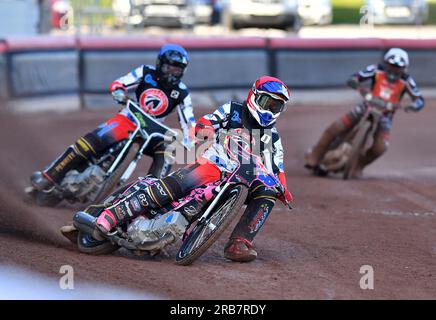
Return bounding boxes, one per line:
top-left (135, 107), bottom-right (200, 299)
top-left (64, 131), bottom-right (292, 265)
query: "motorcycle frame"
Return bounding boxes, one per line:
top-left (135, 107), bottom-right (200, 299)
top-left (105, 99), bottom-right (178, 180)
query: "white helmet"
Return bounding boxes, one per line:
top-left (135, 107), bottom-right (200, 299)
top-left (384, 48), bottom-right (409, 68)
top-left (383, 48), bottom-right (409, 82)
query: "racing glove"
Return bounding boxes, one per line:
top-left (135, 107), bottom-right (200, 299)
top-left (278, 172), bottom-right (293, 206)
top-left (195, 118), bottom-right (215, 142)
top-left (404, 99), bottom-right (424, 113)
top-left (347, 76), bottom-right (360, 90)
top-left (112, 89), bottom-right (128, 105)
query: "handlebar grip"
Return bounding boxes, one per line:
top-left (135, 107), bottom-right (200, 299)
top-left (163, 134), bottom-right (177, 143)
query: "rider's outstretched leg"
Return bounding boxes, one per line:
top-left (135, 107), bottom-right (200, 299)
top-left (31, 114), bottom-right (135, 191)
top-left (144, 137), bottom-right (173, 179)
top-left (96, 160), bottom-right (221, 234)
top-left (96, 176), bottom-right (181, 234)
top-left (224, 181), bottom-right (277, 262)
top-left (31, 133), bottom-right (101, 191)
top-left (305, 105), bottom-right (364, 175)
top-left (305, 119), bottom-right (347, 170)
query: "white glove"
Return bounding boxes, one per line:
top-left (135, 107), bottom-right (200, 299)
top-left (112, 89), bottom-right (127, 105)
top-left (182, 137), bottom-right (195, 151)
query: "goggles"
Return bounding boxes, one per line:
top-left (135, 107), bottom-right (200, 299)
top-left (161, 63), bottom-right (184, 77)
top-left (255, 92), bottom-right (286, 114)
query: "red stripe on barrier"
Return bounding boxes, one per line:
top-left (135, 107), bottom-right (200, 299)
top-left (0, 41), bottom-right (7, 53)
top-left (269, 37), bottom-right (385, 49)
top-left (5, 36), bottom-right (76, 51)
top-left (3, 36), bottom-right (436, 52)
top-left (165, 36), bottom-right (267, 49)
top-left (382, 39), bottom-right (436, 49)
top-left (78, 36), bottom-right (167, 50)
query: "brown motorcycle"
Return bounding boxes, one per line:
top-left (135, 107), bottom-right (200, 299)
top-left (316, 89), bottom-right (402, 180)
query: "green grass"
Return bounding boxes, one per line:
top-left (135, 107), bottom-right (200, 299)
top-left (332, 0), bottom-right (436, 25)
top-left (332, 0), bottom-right (365, 24)
top-left (70, 0), bottom-right (114, 26)
top-left (428, 0), bottom-right (436, 24)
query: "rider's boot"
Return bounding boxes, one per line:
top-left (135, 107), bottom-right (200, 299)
top-left (95, 178), bottom-right (178, 234)
top-left (31, 136), bottom-right (98, 191)
top-left (305, 120), bottom-right (346, 171)
top-left (224, 189), bottom-right (275, 262)
top-left (224, 237), bottom-right (258, 262)
top-left (30, 171), bottom-right (55, 191)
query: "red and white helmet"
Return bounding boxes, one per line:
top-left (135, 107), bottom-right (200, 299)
top-left (246, 76), bottom-right (291, 127)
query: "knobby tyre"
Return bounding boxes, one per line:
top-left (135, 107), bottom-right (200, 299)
top-left (93, 142), bottom-right (140, 204)
top-left (343, 121), bottom-right (372, 180)
top-left (175, 184), bottom-right (248, 266)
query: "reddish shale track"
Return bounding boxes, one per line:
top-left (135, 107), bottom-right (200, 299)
top-left (0, 99), bottom-right (435, 299)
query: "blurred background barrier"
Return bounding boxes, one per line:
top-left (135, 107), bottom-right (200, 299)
top-left (271, 38), bottom-right (385, 88)
top-left (3, 36), bottom-right (79, 98)
top-left (0, 40), bottom-right (7, 99)
top-left (0, 35), bottom-right (435, 108)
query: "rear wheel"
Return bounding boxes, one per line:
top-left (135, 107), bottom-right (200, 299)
top-left (35, 190), bottom-right (62, 207)
top-left (93, 142), bottom-right (140, 204)
top-left (343, 121), bottom-right (372, 180)
top-left (76, 206), bottom-right (119, 255)
top-left (175, 185), bottom-right (248, 266)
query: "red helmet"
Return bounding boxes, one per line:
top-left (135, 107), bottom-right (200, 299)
top-left (246, 76), bottom-right (291, 127)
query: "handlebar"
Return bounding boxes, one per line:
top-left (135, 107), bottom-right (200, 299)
top-left (358, 87), bottom-right (402, 112)
top-left (116, 95), bottom-right (193, 151)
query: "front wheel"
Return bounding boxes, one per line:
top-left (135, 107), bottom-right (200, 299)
top-left (343, 121), bottom-right (372, 180)
top-left (93, 142), bottom-right (140, 204)
top-left (175, 184), bottom-right (248, 266)
top-left (34, 190), bottom-right (62, 207)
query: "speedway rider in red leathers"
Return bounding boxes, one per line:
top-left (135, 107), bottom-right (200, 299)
top-left (31, 44), bottom-right (196, 191)
top-left (305, 48), bottom-right (425, 178)
top-left (94, 76), bottom-right (294, 262)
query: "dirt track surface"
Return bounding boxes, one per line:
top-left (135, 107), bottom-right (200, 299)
top-left (0, 99), bottom-right (435, 300)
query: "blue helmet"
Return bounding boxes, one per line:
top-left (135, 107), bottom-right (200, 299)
top-left (156, 44), bottom-right (189, 87)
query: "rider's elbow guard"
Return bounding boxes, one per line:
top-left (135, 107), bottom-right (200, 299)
top-left (109, 81), bottom-right (127, 93)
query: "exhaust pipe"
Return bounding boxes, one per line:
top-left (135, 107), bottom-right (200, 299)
top-left (73, 211), bottom-right (105, 241)
top-left (113, 233), bottom-right (175, 251)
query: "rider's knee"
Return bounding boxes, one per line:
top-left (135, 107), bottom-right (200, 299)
top-left (325, 119), bottom-right (346, 137)
top-left (250, 182), bottom-right (277, 201)
top-left (74, 132), bottom-right (103, 158)
top-left (148, 176), bottom-right (183, 206)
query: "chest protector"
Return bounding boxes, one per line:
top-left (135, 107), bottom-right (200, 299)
top-left (372, 71), bottom-right (406, 103)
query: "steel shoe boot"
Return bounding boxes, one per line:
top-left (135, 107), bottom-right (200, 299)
top-left (224, 237), bottom-right (257, 262)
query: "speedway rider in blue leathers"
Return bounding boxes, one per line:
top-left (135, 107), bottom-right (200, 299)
top-left (31, 44), bottom-right (196, 192)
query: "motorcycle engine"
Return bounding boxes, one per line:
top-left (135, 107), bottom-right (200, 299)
top-left (127, 211), bottom-right (189, 245)
top-left (61, 165), bottom-right (106, 201)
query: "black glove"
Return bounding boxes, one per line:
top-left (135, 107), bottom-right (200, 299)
top-left (347, 77), bottom-right (359, 89)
